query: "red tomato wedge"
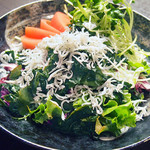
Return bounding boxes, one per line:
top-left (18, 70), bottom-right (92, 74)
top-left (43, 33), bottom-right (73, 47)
top-left (40, 19), bottom-right (61, 34)
top-left (25, 27), bottom-right (56, 39)
top-left (50, 12), bottom-right (71, 32)
top-left (21, 36), bottom-right (42, 49)
top-left (21, 12), bottom-right (71, 49)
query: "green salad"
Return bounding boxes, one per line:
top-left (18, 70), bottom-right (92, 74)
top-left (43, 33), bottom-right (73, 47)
top-left (0, 0), bottom-right (150, 139)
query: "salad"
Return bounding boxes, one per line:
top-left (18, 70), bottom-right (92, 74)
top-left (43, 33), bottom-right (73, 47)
top-left (0, 0), bottom-right (150, 140)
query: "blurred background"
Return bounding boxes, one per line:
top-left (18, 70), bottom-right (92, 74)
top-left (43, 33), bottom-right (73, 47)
top-left (0, 0), bottom-right (150, 150)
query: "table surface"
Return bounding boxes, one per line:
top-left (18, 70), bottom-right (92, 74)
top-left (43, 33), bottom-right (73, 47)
top-left (0, 0), bottom-right (150, 150)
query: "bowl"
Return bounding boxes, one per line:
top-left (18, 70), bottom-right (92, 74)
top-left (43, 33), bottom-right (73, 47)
top-left (0, 0), bottom-right (150, 149)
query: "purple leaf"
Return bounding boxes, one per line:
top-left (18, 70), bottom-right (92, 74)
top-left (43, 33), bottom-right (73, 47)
top-left (2, 63), bottom-right (17, 71)
top-left (0, 77), bottom-right (7, 84)
top-left (0, 86), bottom-right (9, 99)
top-left (135, 81), bottom-right (150, 93)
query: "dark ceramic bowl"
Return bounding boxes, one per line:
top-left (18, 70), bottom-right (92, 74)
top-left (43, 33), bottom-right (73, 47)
top-left (0, 0), bottom-right (150, 150)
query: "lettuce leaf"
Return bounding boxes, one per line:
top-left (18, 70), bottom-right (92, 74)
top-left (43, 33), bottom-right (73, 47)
top-left (99, 91), bottom-right (136, 136)
top-left (9, 65), bottom-right (22, 80)
top-left (19, 96), bottom-right (63, 124)
top-left (128, 60), bottom-right (150, 74)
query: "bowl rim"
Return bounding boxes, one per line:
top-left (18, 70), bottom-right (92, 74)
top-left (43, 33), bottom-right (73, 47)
top-left (0, 0), bottom-right (150, 150)
top-left (0, 0), bottom-right (45, 19)
top-left (0, 0), bottom-right (149, 21)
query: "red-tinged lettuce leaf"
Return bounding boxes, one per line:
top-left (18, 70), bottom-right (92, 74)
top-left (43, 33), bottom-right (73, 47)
top-left (3, 63), bottom-right (17, 71)
top-left (0, 77), bottom-right (8, 84)
top-left (135, 81), bottom-right (150, 93)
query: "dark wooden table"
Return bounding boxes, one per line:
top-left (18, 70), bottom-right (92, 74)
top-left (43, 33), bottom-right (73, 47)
top-left (0, 0), bottom-right (150, 150)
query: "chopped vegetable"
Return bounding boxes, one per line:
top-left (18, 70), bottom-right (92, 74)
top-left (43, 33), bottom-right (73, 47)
top-left (21, 12), bottom-right (71, 49)
top-left (40, 19), bottom-right (61, 34)
top-left (50, 11), bottom-right (71, 32)
top-left (25, 27), bottom-right (57, 39)
top-left (21, 35), bottom-right (42, 49)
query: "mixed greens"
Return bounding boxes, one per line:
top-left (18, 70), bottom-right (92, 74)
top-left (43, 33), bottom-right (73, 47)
top-left (0, 0), bottom-right (150, 139)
